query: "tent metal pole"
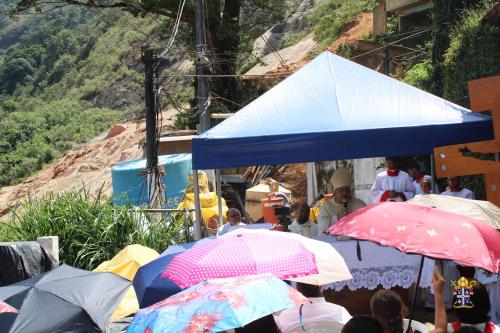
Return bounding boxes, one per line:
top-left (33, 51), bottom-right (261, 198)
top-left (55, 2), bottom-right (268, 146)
top-left (193, 170), bottom-right (202, 240)
top-left (430, 153), bottom-right (437, 193)
top-left (307, 162), bottom-right (318, 206)
top-left (216, 169), bottom-right (223, 227)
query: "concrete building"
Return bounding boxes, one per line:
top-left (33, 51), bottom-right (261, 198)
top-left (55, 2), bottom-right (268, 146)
top-left (373, 0), bottom-right (433, 35)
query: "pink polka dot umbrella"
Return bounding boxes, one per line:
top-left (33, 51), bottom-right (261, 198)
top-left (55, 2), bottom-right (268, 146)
top-left (162, 229), bottom-right (351, 289)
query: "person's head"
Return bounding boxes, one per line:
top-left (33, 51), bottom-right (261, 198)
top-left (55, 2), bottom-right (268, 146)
top-left (370, 289), bottom-right (407, 333)
top-left (235, 314), bottom-right (280, 333)
top-left (420, 178), bottom-right (432, 194)
top-left (342, 315), bottom-right (384, 333)
top-left (447, 176), bottom-right (462, 191)
top-left (407, 162), bottom-right (422, 179)
top-left (331, 167), bottom-right (353, 203)
top-left (226, 208), bottom-right (241, 226)
top-left (453, 327), bottom-right (482, 333)
top-left (296, 282), bottom-right (321, 298)
top-left (453, 282), bottom-right (491, 325)
top-left (385, 157), bottom-right (401, 170)
top-left (294, 202), bottom-right (311, 225)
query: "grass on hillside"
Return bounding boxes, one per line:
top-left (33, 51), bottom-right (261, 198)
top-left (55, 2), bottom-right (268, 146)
top-left (310, 0), bottom-right (377, 49)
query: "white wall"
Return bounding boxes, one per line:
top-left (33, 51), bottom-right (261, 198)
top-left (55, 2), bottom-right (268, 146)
top-left (353, 157), bottom-right (385, 204)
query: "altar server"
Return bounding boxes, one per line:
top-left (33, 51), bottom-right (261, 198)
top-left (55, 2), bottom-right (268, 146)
top-left (371, 157), bottom-right (416, 203)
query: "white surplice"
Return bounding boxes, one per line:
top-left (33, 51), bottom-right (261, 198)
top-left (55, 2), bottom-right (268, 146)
top-left (441, 188), bottom-right (475, 199)
top-left (371, 170), bottom-right (416, 203)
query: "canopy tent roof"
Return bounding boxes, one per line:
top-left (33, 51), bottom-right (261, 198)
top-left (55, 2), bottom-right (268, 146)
top-left (192, 51), bottom-right (493, 170)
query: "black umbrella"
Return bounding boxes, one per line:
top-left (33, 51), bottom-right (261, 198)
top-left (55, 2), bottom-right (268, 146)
top-left (0, 264), bottom-right (130, 333)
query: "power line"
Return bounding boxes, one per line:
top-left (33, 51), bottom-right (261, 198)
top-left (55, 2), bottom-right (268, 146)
top-left (161, 72), bottom-right (294, 78)
top-left (210, 91), bottom-right (243, 107)
top-left (350, 28), bottom-right (432, 60)
top-left (158, 0), bottom-right (187, 58)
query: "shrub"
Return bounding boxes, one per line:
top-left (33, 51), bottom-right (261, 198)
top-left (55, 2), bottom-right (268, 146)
top-left (403, 60), bottom-right (433, 91)
top-left (0, 189), bottom-right (191, 270)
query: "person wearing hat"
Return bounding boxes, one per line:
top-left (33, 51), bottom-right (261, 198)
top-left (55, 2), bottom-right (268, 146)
top-left (371, 157), bottom-right (416, 203)
top-left (317, 167), bottom-right (366, 234)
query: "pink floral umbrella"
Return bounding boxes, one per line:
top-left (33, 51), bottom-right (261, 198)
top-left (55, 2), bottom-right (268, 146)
top-left (327, 202), bottom-right (500, 273)
top-left (327, 202), bottom-right (500, 332)
top-left (162, 229), bottom-right (321, 289)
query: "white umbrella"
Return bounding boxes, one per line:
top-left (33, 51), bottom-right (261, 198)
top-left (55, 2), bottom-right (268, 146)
top-left (408, 194), bottom-right (500, 229)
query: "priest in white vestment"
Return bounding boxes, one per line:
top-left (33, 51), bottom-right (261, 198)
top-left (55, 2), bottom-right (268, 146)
top-left (371, 157), bottom-right (416, 203)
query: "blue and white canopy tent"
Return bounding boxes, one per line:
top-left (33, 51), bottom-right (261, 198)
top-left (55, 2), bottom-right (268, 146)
top-left (191, 51), bottom-right (493, 239)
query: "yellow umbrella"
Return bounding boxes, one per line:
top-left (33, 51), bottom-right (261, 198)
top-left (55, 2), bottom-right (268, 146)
top-left (408, 194), bottom-right (500, 229)
top-left (93, 244), bottom-right (159, 320)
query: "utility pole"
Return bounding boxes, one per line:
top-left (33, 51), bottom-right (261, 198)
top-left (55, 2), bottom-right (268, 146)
top-left (195, 0), bottom-right (210, 132)
top-left (192, 0), bottom-right (209, 240)
top-left (142, 47), bottom-right (160, 207)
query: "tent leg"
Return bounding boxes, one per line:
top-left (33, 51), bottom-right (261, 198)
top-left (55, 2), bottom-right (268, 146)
top-left (406, 255), bottom-right (425, 333)
top-left (430, 153), bottom-right (437, 193)
top-left (216, 169), bottom-right (223, 227)
top-left (307, 162), bottom-right (318, 206)
top-left (193, 170), bottom-right (202, 240)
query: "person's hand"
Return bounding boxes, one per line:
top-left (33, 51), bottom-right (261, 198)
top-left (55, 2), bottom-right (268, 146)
top-left (432, 265), bottom-right (445, 296)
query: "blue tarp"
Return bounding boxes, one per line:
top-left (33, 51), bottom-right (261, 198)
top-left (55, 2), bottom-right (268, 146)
top-left (192, 51), bottom-right (493, 170)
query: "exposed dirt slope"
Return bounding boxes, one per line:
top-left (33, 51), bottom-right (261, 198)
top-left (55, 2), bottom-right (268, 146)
top-left (0, 109), bottom-right (177, 217)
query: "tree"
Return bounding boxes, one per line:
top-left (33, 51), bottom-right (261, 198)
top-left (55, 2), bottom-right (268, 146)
top-left (0, 58), bottom-right (35, 94)
top-left (429, 0), bottom-right (482, 96)
top-left (11, 0), bottom-right (284, 118)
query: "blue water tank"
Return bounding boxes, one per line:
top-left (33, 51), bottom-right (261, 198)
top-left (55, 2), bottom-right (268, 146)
top-left (112, 154), bottom-right (192, 208)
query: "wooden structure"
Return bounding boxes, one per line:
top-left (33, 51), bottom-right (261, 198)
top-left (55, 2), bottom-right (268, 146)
top-left (157, 135), bottom-right (195, 155)
top-left (433, 75), bottom-right (500, 205)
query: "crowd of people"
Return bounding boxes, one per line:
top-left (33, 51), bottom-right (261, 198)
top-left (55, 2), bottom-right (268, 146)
top-left (214, 156), bottom-right (499, 332)
top-left (228, 266), bottom-right (499, 333)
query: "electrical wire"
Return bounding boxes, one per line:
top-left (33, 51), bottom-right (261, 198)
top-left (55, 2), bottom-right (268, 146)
top-left (349, 28), bottom-right (432, 60)
top-left (158, 0), bottom-right (187, 58)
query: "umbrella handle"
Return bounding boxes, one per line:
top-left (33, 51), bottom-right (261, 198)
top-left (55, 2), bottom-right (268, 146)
top-left (406, 255), bottom-right (425, 333)
top-left (356, 241), bottom-right (362, 261)
top-left (299, 304), bottom-right (305, 331)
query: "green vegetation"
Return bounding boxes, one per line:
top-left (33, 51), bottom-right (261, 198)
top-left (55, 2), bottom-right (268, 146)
top-left (0, 189), bottom-right (190, 270)
top-left (402, 60), bottom-right (433, 90)
top-left (401, 1), bottom-right (499, 199)
top-left (310, 0), bottom-right (377, 48)
top-left (0, 100), bottom-right (120, 185)
top-left (442, 5), bottom-right (500, 105)
top-left (0, 3), bottom-right (162, 186)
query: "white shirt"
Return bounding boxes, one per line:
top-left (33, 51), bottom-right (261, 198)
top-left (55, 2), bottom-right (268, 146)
top-left (217, 223), bottom-right (245, 236)
top-left (371, 170), bottom-right (416, 203)
top-left (289, 220), bottom-right (318, 238)
top-left (274, 297), bottom-right (352, 333)
top-left (441, 188), bottom-right (475, 199)
top-left (412, 174), bottom-right (432, 195)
